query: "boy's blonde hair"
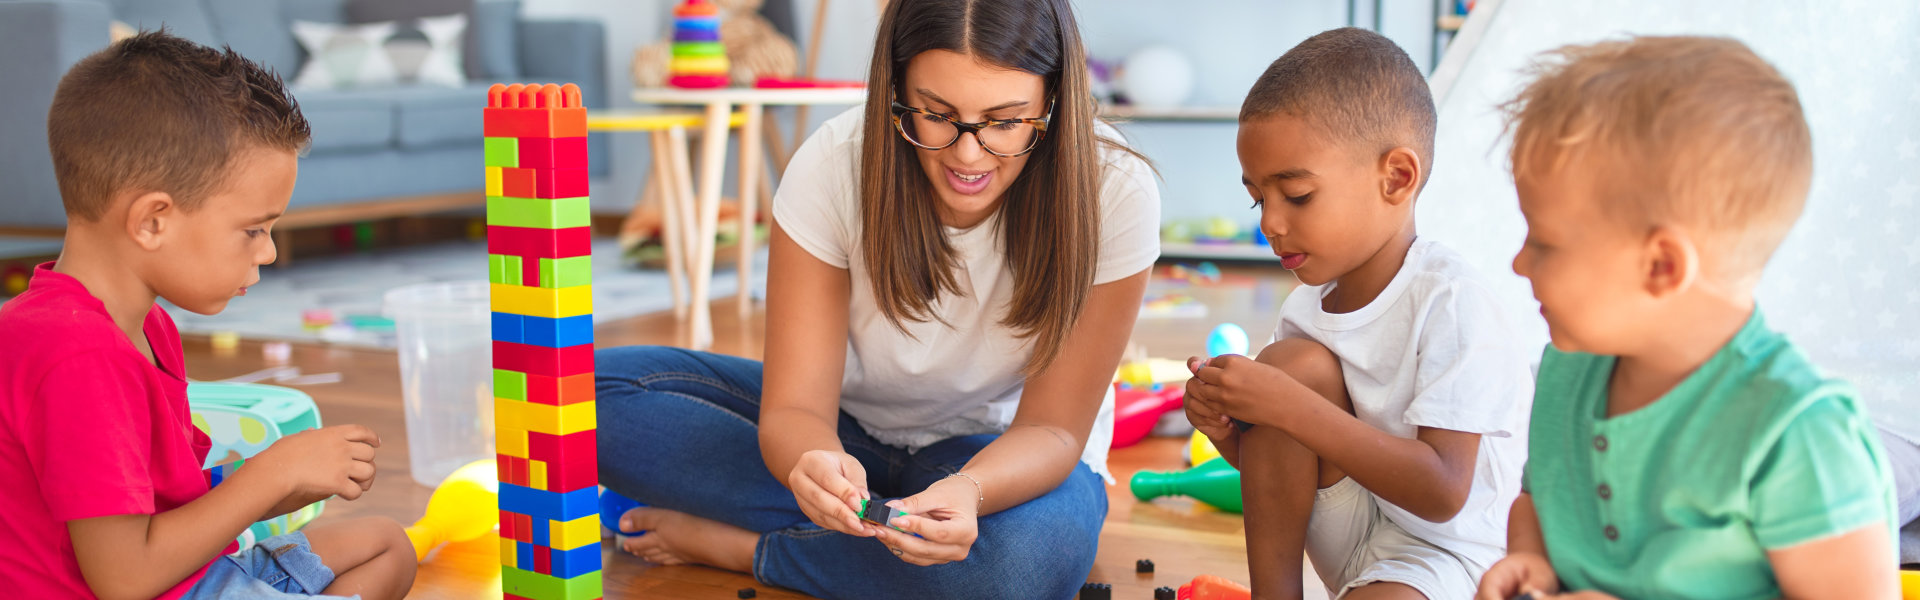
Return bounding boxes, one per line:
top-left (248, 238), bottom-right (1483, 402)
top-left (1502, 36), bottom-right (1810, 285)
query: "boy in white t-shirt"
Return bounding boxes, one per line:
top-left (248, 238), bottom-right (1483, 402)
top-left (1183, 28), bottom-right (1535, 600)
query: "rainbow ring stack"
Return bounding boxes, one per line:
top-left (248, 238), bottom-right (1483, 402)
top-left (667, 0), bottom-right (729, 88)
top-left (483, 82), bottom-right (602, 600)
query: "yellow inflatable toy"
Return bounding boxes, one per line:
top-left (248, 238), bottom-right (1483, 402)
top-left (405, 459), bottom-right (500, 561)
top-left (1189, 430), bottom-right (1221, 466)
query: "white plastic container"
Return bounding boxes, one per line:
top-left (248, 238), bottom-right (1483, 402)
top-left (383, 281), bottom-right (494, 487)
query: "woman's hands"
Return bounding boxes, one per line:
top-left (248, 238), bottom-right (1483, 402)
top-left (787, 449), bottom-right (878, 537)
top-left (872, 477), bottom-right (980, 566)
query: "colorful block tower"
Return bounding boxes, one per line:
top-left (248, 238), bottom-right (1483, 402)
top-left (484, 82), bottom-right (602, 600)
top-left (667, 0), bottom-right (730, 88)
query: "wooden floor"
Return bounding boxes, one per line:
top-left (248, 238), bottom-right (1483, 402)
top-left (179, 263), bottom-right (1327, 599)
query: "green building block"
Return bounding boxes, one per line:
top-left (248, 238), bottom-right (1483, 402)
top-left (501, 567), bottom-right (602, 600)
top-left (489, 254), bottom-right (523, 286)
top-left (485, 137), bottom-right (518, 167)
top-left (487, 196), bottom-right (591, 230)
top-left (538, 256), bottom-right (592, 289)
top-left (494, 369), bottom-right (527, 401)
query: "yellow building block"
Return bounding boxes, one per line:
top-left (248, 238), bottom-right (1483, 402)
top-left (530, 459), bottom-right (548, 490)
top-left (486, 166), bottom-right (503, 197)
top-left (500, 537), bottom-right (517, 568)
top-left (495, 397), bottom-right (596, 436)
top-left (490, 283), bottom-right (592, 319)
top-left (497, 423), bottom-right (528, 458)
top-left (549, 514), bottom-right (600, 551)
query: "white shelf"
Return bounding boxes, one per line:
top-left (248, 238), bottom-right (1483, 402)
top-left (1100, 105), bottom-right (1240, 122)
top-left (1160, 242), bottom-right (1281, 262)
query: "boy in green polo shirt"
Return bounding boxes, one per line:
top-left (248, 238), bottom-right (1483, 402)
top-left (1475, 36), bottom-right (1899, 600)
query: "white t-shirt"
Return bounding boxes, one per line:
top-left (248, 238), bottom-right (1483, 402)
top-left (773, 107), bottom-right (1161, 481)
top-left (1272, 238), bottom-right (1534, 568)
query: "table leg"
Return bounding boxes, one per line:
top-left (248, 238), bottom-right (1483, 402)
top-left (666, 125), bottom-right (700, 347)
top-left (648, 130), bottom-right (688, 321)
top-left (689, 101), bottom-right (734, 351)
top-left (736, 103), bottom-right (763, 317)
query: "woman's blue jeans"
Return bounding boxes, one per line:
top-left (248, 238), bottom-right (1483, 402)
top-left (595, 346), bottom-right (1109, 600)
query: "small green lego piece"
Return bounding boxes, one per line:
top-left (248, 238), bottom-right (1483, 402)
top-left (486, 196), bottom-right (591, 229)
top-left (485, 137), bottom-right (519, 167)
top-left (539, 256), bottom-right (592, 289)
top-left (494, 369), bottom-right (527, 401)
top-left (489, 254), bottom-right (523, 285)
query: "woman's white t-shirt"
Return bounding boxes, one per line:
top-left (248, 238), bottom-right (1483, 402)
top-left (772, 107), bottom-right (1161, 481)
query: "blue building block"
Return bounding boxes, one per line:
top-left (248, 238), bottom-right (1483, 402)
top-left (516, 540), bottom-right (534, 571)
top-left (522, 314), bottom-right (593, 348)
top-left (492, 312), bottom-right (524, 344)
top-left (550, 542), bottom-right (602, 578)
top-left (499, 483), bottom-right (598, 522)
top-left (532, 515), bottom-right (550, 546)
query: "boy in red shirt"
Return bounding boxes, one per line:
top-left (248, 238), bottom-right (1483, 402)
top-left (0, 31), bottom-right (415, 600)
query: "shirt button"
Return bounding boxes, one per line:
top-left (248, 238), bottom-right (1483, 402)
top-left (1604, 525), bottom-right (1619, 541)
top-left (1592, 435), bottom-right (1609, 451)
top-left (1597, 484), bottom-right (1612, 500)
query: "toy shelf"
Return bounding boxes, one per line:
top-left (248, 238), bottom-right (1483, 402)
top-left (1100, 105), bottom-right (1241, 122)
top-left (1161, 242), bottom-right (1281, 263)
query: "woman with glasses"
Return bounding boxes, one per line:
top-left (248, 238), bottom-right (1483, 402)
top-left (595, 0), bottom-right (1158, 597)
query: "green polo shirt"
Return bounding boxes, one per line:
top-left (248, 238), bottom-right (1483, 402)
top-left (1524, 308), bottom-right (1896, 599)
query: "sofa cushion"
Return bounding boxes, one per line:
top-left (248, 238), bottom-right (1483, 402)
top-left (294, 90), bottom-right (395, 153)
top-left (346, 0), bottom-right (507, 81)
top-left (107, 0), bottom-right (220, 47)
top-left (204, 0), bottom-right (301, 77)
top-left (470, 0), bottom-right (521, 80)
top-left (388, 85), bottom-right (488, 149)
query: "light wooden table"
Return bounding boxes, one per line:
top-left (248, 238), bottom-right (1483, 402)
top-left (630, 87), bottom-right (866, 350)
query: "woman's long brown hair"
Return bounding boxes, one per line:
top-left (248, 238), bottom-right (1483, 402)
top-left (859, 0), bottom-right (1138, 374)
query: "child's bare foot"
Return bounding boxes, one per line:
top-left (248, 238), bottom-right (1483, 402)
top-left (617, 507), bottom-right (757, 573)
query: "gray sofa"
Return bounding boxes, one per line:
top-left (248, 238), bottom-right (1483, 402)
top-left (0, 0), bottom-right (606, 232)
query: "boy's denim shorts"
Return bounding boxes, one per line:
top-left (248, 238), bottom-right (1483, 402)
top-left (181, 532), bottom-right (358, 600)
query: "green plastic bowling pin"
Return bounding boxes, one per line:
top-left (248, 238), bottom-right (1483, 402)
top-left (1130, 456), bottom-right (1243, 513)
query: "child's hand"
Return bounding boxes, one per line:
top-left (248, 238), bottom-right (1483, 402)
top-left (872, 476), bottom-right (979, 566)
top-left (240, 425), bottom-right (380, 504)
top-left (787, 449), bottom-right (877, 537)
top-left (1183, 357), bottom-right (1240, 461)
top-left (1187, 354), bottom-right (1292, 426)
top-left (1476, 552), bottom-right (1560, 600)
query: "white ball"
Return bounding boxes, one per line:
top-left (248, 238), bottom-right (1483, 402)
top-left (1121, 45), bottom-right (1195, 109)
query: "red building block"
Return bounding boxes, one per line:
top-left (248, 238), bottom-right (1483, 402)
top-left (501, 167), bottom-right (538, 198)
top-left (533, 546), bottom-right (552, 575)
top-left (516, 513), bottom-right (533, 543)
top-left (527, 430), bottom-right (598, 492)
top-left (517, 137), bottom-right (588, 170)
top-left (525, 372), bottom-right (595, 406)
top-left (493, 341), bottom-right (595, 378)
top-left (499, 509), bottom-right (518, 541)
top-left (533, 168), bottom-right (589, 199)
top-left (484, 83), bottom-right (588, 138)
top-left (487, 226), bottom-right (591, 259)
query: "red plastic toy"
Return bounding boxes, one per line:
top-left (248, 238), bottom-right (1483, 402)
top-left (1177, 574), bottom-right (1251, 600)
top-left (1111, 385), bottom-right (1183, 448)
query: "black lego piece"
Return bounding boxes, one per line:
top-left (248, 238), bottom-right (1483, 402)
top-left (1078, 581), bottom-right (1111, 600)
top-left (1154, 586), bottom-right (1177, 600)
top-left (1135, 558), bottom-right (1155, 573)
top-left (737, 587), bottom-right (757, 599)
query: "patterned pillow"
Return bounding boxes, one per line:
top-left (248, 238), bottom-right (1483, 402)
top-left (291, 14), bottom-right (467, 90)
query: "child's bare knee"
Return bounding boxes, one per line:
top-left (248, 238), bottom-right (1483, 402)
top-left (1256, 337), bottom-right (1348, 404)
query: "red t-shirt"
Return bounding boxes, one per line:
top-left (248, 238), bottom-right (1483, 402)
top-left (0, 263), bottom-right (215, 599)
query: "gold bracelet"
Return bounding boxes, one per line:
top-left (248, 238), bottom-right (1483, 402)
top-left (945, 471), bottom-right (984, 510)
